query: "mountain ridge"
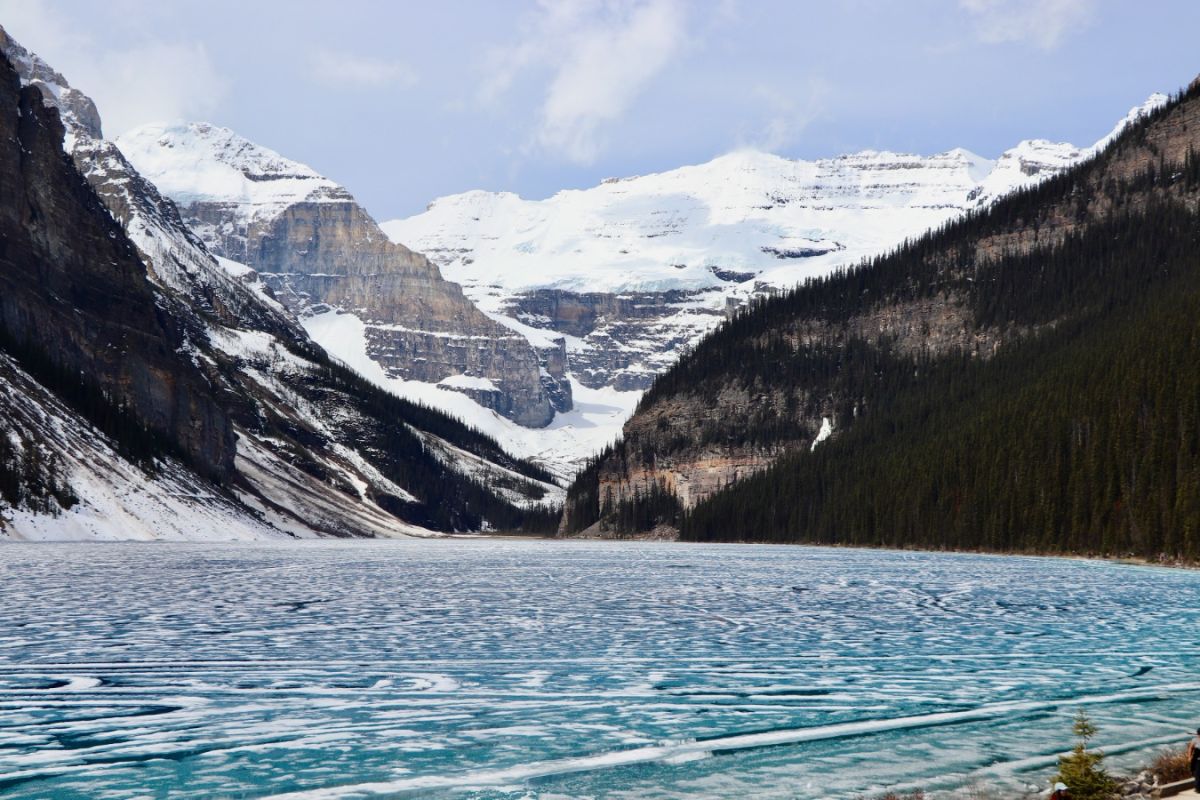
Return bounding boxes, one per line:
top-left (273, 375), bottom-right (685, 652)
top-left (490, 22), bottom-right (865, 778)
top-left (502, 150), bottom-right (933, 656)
top-left (380, 95), bottom-right (1164, 471)
top-left (114, 93), bottom-right (1163, 479)
top-left (117, 121), bottom-right (568, 430)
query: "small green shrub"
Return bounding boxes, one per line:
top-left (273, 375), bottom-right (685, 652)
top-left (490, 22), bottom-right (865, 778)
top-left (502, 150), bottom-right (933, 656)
top-left (1053, 710), bottom-right (1117, 799)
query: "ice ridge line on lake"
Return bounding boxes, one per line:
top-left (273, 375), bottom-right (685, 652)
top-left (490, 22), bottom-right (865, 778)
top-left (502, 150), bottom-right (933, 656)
top-left (0, 648), bottom-right (1190, 669)
top-left (264, 682), bottom-right (1200, 798)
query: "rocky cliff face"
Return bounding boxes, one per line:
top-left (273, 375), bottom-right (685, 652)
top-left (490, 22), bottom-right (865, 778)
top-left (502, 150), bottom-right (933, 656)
top-left (0, 53), bottom-right (235, 482)
top-left (117, 123), bottom-right (562, 428)
top-left (0, 29), bottom-right (304, 342)
top-left (510, 289), bottom-right (715, 390)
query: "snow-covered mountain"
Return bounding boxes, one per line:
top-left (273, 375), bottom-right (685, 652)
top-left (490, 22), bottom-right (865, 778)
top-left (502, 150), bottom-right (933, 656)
top-left (378, 95), bottom-right (1164, 471)
top-left (116, 122), bottom-right (567, 429)
top-left (116, 95), bottom-right (1164, 480)
top-left (387, 98), bottom-right (1162, 306)
top-left (0, 28), bottom-right (559, 541)
top-left (390, 147), bottom-right (997, 298)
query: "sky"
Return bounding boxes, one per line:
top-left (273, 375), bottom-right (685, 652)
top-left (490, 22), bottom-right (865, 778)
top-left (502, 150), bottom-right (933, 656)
top-left (2, 0), bottom-right (1198, 220)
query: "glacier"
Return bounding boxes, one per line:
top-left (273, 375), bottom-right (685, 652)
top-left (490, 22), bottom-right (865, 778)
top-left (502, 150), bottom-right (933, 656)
top-left (378, 95), bottom-right (1167, 472)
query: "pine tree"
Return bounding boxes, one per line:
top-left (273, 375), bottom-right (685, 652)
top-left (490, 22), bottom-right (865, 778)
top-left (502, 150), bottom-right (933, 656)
top-left (1053, 711), bottom-right (1116, 799)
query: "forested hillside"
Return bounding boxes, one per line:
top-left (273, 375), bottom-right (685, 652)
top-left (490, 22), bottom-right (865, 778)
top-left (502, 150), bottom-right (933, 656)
top-left (565, 76), bottom-right (1200, 559)
top-left (684, 205), bottom-right (1200, 555)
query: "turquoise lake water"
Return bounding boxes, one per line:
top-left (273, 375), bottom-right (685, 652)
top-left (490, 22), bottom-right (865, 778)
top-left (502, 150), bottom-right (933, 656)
top-left (1, 540), bottom-right (1198, 799)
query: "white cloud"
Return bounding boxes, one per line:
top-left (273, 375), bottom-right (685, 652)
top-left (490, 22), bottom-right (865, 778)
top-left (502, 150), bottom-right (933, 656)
top-left (88, 42), bottom-right (227, 136)
top-left (483, 0), bottom-right (687, 164)
top-left (0, 0), bottom-right (88, 72)
top-left (0, 0), bottom-right (227, 137)
top-left (745, 80), bottom-right (830, 153)
top-left (310, 50), bottom-right (418, 90)
top-left (959, 0), bottom-right (1095, 50)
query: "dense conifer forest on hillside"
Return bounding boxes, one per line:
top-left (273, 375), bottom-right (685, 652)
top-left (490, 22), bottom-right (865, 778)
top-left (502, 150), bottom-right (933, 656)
top-left (682, 218), bottom-right (1200, 555)
top-left (642, 88), bottom-right (1200, 416)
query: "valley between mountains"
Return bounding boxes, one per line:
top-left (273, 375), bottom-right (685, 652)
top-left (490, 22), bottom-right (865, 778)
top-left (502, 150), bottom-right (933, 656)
top-left (1, 21), bottom-right (1197, 556)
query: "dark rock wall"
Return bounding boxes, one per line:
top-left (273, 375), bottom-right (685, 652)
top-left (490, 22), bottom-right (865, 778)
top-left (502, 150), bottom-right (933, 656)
top-left (0, 57), bottom-right (235, 480)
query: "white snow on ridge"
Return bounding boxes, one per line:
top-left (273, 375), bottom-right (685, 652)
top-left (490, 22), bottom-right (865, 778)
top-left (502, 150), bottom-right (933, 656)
top-left (973, 93), bottom-right (1169, 208)
top-left (384, 147), bottom-right (999, 300)
top-left (384, 94), bottom-right (1168, 304)
top-left (1092, 92), bottom-right (1170, 153)
top-left (116, 122), bottom-right (351, 221)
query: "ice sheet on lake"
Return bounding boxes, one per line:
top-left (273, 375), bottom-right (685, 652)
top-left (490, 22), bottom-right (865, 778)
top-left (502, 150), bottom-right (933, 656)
top-left (1, 541), bottom-right (1198, 799)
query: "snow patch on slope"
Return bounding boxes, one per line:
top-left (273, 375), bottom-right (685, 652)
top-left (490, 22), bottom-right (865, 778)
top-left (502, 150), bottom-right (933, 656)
top-left (0, 353), bottom-right (286, 542)
top-left (811, 417), bottom-right (833, 452)
top-left (302, 310), bottom-right (629, 484)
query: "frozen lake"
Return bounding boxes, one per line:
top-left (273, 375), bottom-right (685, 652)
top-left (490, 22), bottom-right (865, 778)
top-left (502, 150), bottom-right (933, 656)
top-left (1, 540), bottom-right (1199, 799)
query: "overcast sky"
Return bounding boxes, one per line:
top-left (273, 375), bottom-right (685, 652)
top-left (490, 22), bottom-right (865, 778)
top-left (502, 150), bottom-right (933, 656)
top-left (3, 0), bottom-right (1198, 219)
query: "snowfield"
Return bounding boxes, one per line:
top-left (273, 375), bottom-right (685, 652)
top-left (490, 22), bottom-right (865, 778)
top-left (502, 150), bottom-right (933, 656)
top-left (385, 95), bottom-right (1167, 304)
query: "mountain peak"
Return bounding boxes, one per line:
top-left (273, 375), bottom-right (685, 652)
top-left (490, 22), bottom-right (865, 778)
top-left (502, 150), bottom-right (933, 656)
top-left (0, 25), bottom-right (102, 143)
top-left (1090, 92), bottom-right (1170, 154)
top-left (711, 146), bottom-right (791, 167)
top-left (117, 122), bottom-right (350, 213)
